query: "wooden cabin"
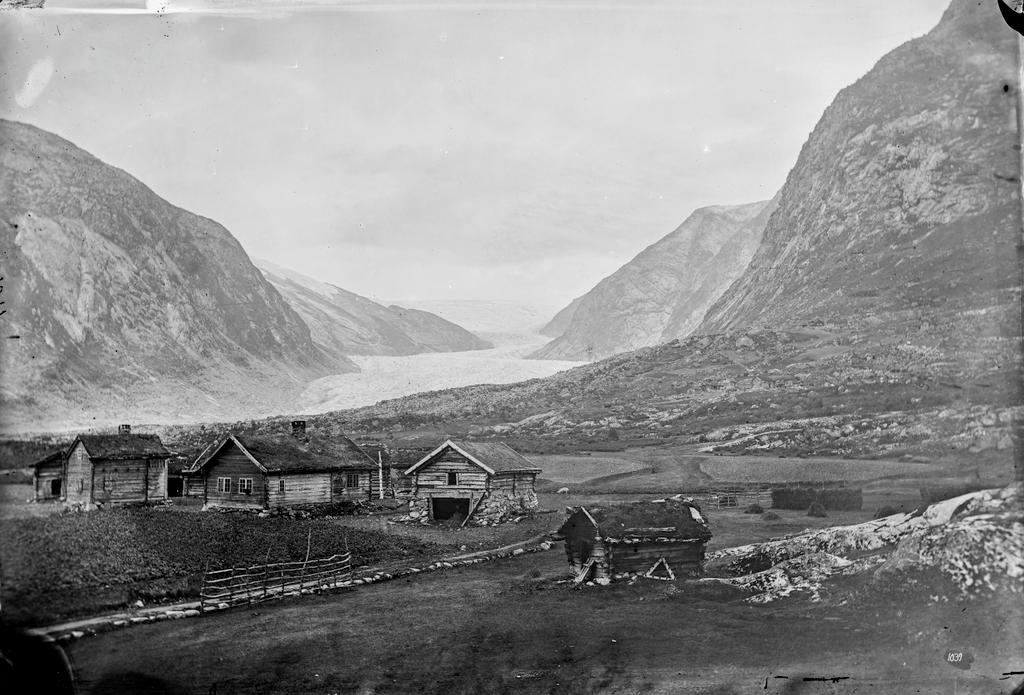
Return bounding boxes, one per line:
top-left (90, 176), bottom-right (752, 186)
top-left (187, 423), bottom-right (377, 511)
top-left (63, 426), bottom-right (170, 509)
top-left (556, 499), bottom-right (712, 585)
top-left (31, 450), bottom-right (65, 501)
top-left (403, 439), bottom-right (541, 525)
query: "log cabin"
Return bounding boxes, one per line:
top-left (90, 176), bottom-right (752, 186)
top-left (31, 450), bottom-right (65, 502)
top-left (187, 422), bottom-right (377, 511)
top-left (63, 426), bottom-right (170, 509)
top-left (556, 499), bottom-right (712, 584)
top-left (403, 439), bottom-right (541, 525)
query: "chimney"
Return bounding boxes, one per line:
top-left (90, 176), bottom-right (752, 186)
top-left (118, 424), bottom-right (131, 435)
top-left (291, 420), bottom-right (307, 438)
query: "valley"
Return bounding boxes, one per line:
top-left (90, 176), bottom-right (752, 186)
top-left (296, 333), bottom-right (583, 415)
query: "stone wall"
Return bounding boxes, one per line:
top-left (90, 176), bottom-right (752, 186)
top-left (398, 488), bottom-right (538, 526)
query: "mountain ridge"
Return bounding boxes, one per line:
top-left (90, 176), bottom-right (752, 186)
top-left (255, 259), bottom-right (492, 357)
top-left (0, 119), bottom-right (354, 430)
top-left (532, 198), bottom-right (775, 361)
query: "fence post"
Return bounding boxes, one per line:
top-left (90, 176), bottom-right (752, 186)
top-left (200, 560), bottom-right (209, 614)
top-left (298, 528), bottom-right (312, 594)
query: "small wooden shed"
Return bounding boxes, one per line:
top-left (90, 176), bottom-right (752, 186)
top-left (556, 499), bottom-right (712, 585)
top-left (64, 427), bottom-right (170, 509)
top-left (403, 439), bottom-right (541, 525)
top-left (30, 450), bottom-right (65, 501)
top-left (187, 427), bottom-right (377, 511)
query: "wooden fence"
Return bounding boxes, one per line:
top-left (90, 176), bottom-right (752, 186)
top-left (686, 485), bottom-right (772, 509)
top-left (200, 552), bottom-right (352, 612)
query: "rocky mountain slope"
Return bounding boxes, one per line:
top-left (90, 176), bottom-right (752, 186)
top-left (538, 296), bottom-right (582, 338)
top-left (699, 0), bottom-right (1020, 341)
top-left (533, 199), bottom-right (774, 361)
top-left (0, 119), bottom-right (354, 431)
top-left (256, 260), bottom-right (491, 357)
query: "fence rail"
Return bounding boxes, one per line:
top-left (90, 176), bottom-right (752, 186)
top-left (686, 485), bottom-right (772, 509)
top-left (200, 552), bottom-right (352, 612)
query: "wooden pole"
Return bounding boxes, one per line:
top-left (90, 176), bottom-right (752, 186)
top-left (262, 545), bottom-right (272, 602)
top-left (299, 528), bottom-right (312, 593)
top-left (200, 560), bottom-right (209, 613)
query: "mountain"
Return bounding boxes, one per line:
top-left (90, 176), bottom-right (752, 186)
top-left (532, 199), bottom-right (775, 361)
top-left (226, 0), bottom-right (1019, 472)
top-left (698, 0), bottom-right (1020, 339)
top-left (0, 119), bottom-right (354, 431)
top-left (539, 295), bottom-right (583, 338)
top-left (255, 260), bottom-right (491, 356)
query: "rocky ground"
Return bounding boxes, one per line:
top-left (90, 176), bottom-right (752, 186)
top-left (704, 483), bottom-right (1023, 606)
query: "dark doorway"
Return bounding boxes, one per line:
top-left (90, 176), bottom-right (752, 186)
top-left (431, 497), bottom-right (469, 521)
top-left (49, 479), bottom-right (61, 497)
top-left (167, 477), bottom-right (183, 498)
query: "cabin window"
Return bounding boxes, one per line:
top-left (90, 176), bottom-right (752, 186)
top-left (447, 472), bottom-right (458, 486)
top-left (279, 479), bottom-right (285, 493)
top-left (238, 478), bottom-right (253, 495)
top-left (345, 473), bottom-right (360, 488)
top-left (217, 477), bottom-right (231, 493)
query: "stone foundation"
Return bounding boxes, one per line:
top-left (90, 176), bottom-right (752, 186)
top-left (397, 489), bottom-right (538, 526)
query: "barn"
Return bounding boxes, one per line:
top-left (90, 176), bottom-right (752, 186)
top-left (403, 439), bottom-right (541, 525)
top-left (63, 426), bottom-right (170, 510)
top-left (556, 499), bottom-right (712, 585)
top-left (30, 450), bottom-right (65, 502)
top-left (187, 423), bottom-right (377, 511)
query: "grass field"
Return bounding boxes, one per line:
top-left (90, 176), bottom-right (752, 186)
top-left (64, 546), bottom-right (1023, 694)
top-left (533, 454), bottom-right (650, 489)
top-left (530, 447), bottom-right (936, 495)
top-left (0, 508), bottom-right (441, 626)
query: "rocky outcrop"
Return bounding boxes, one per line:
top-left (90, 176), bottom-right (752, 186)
top-left (704, 484), bottom-right (1023, 604)
top-left (256, 259), bottom-right (491, 357)
top-left (533, 199), bottom-right (774, 361)
top-left (0, 119), bottom-right (353, 429)
top-left (699, 0), bottom-right (1020, 339)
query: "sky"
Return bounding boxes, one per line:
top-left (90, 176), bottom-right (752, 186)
top-left (0, 0), bottom-right (948, 311)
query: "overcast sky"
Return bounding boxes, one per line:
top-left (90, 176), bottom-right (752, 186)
top-left (1, 0), bottom-right (947, 310)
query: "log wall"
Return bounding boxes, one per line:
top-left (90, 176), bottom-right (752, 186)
top-left (204, 445), bottom-right (266, 509)
top-left (93, 460), bottom-right (148, 503)
top-left (414, 449), bottom-right (488, 494)
top-left (330, 470), bottom-right (372, 499)
top-left (34, 459), bottom-right (63, 501)
top-left (607, 539), bottom-right (706, 576)
top-left (148, 460), bottom-right (167, 501)
top-left (266, 473), bottom-right (331, 508)
top-left (64, 442), bottom-right (92, 507)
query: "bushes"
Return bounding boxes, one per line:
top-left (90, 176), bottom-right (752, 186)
top-left (763, 512), bottom-right (781, 521)
top-left (744, 504), bottom-right (764, 515)
top-left (771, 486), bottom-right (862, 511)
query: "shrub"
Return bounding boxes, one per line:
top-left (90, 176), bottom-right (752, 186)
top-left (763, 512), bottom-right (781, 521)
top-left (806, 502), bottom-right (828, 518)
top-left (744, 504), bottom-right (764, 515)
